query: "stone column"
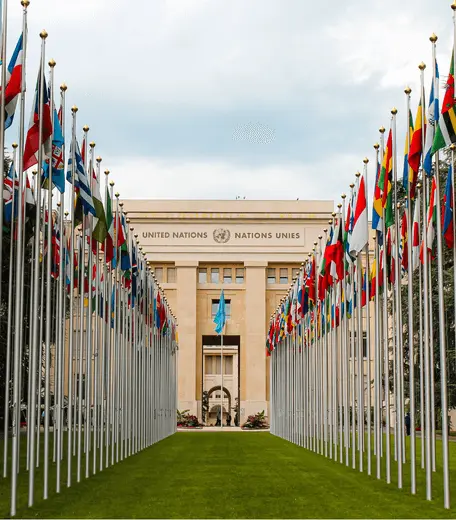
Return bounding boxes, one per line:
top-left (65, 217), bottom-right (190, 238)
top-left (176, 260), bottom-right (198, 415)
top-left (244, 261), bottom-right (267, 419)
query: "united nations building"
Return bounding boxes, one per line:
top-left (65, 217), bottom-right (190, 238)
top-left (123, 199), bottom-right (334, 426)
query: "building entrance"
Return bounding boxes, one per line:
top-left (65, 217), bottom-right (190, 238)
top-left (201, 335), bottom-right (240, 426)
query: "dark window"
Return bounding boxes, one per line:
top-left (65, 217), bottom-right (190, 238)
top-left (267, 268), bottom-right (276, 284)
top-left (211, 299), bottom-right (231, 319)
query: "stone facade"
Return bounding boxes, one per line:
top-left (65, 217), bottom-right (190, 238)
top-left (122, 199), bottom-right (334, 424)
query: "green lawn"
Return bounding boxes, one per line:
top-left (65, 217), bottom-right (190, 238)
top-left (2, 432), bottom-right (456, 518)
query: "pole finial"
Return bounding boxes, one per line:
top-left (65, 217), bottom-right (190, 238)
top-left (374, 143), bottom-right (379, 150)
top-left (40, 30), bottom-right (48, 39)
top-left (391, 107), bottom-right (398, 115)
top-left (379, 126), bottom-right (386, 134)
top-left (71, 106), bottom-right (78, 113)
top-left (83, 125), bottom-right (89, 133)
top-left (49, 58), bottom-right (56, 68)
top-left (404, 86), bottom-right (411, 95)
top-left (430, 33), bottom-right (438, 42)
top-left (418, 62), bottom-right (426, 71)
top-left (60, 83), bottom-right (67, 92)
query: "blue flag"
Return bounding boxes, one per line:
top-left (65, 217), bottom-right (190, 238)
top-left (213, 289), bottom-right (226, 335)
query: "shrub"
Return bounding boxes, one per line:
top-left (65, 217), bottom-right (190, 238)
top-left (242, 410), bottom-right (269, 429)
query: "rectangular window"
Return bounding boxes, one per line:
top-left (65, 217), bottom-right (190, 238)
top-left (223, 268), bottom-right (232, 284)
top-left (350, 332), bottom-right (368, 358)
top-left (167, 267), bottom-right (176, 283)
top-left (235, 268), bottom-right (244, 284)
top-left (198, 268), bottom-right (207, 284)
top-left (292, 268), bottom-right (300, 281)
top-left (279, 268), bottom-right (288, 284)
top-left (267, 268), bottom-right (276, 284)
top-left (224, 355), bottom-right (233, 375)
top-left (211, 268), bottom-right (219, 284)
top-left (155, 267), bottom-right (163, 283)
top-left (215, 357), bottom-right (221, 374)
top-left (211, 299), bottom-right (231, 319)
top-left (204, 356), bottom-right (212, 375)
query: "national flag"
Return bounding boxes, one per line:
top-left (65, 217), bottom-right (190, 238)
top-left (403, 108), bottom-right (414, 191)
top-left (51, 217), bottom-right (61, 279)
top-left (214, 290), bottom-right (227, 335)
top-left (378, 129), bottom-right (394, 228)
top-left (426, 176), bottom-right (437, 254)
top-left (372, 159), bottom-right (383, 244)
top-left (42, 105), bottom-right (65, 193)
top-left (349, 175), bottom-right (368, 255)
top-left (400, 210), bottom-right (408, 273)
top-left (105, 185), bottom-right (114, 264)
top-left (424, 60), bottom-right (439, 174)
top-left (91, 168), bottom-right (108, 245)
top-left (66, 139), bottom-right (95, 216)
top-left (3, 163), bottom-right (18, 225)
top-left (4, 33), bottom-right (23, 129)
top-left (408, 101), bottom-right (424, 198)
top-left (370, 258), bottom-right (377, 299)
top-left (327, 217), bottom-right (344, 282)
top-left (432, 55), bottom-right (456, 154)
top-left (23, 70), bottom-right (52, 171)
top-left (412, 199), bottom-right (420, 271)
top-left (344, 197), bottom-right (353, 268)
top-left (443, 165), bottom-right (454, 249)
top-left (306, 255), bottom-right (316, 306)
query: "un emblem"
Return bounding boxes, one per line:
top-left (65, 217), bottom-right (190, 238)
top-left (213, 228), bottom-right (231, 244)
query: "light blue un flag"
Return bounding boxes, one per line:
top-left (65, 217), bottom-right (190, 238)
top-left (213, 289), bottom-right (226, 335)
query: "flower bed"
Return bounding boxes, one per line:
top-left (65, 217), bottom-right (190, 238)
top-left (241, 411), bottom-right (269, 430)
top-left (177, 409), bottom-right (203, 428)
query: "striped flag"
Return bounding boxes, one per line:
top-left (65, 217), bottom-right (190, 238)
top-left (424, 60), bottom-right (439, 173)
top-left (408, 100), bottom-right (424, 198)
top-left (442, 165), bottom-right (454, 249)
top-left (432, 55), bottom-right (455, 154)
top-left (349, 175), bottom-right (368, 255)
top-left (66, 139), bottom-right (95, 216)
top-left (378, 129), bottom-right (393, 228)
top-left (4, 33), bottom-right (23, 130)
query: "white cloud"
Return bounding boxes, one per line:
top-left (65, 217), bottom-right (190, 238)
top-left (109, 152), bottom-right (361, 207)
top-left (3, 0), bottom-right (455, 204)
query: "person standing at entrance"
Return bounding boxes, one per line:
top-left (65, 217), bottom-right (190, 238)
top-left (405, 412), bottom-right (411, 436)
top-left (216, 408), bottom-right (222, 427)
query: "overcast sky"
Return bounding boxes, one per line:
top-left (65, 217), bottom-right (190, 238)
top-left (5, 0), bottom-right (454, 204)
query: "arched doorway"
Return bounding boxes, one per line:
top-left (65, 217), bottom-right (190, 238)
top-left (207, 386), bottom-right (231, 425)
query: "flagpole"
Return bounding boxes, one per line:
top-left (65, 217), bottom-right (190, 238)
top-left (23, 29), bottom-right (47, 512)
top-left (340, 194), bottom-right (349, 467)
top-left (67, 105), bottom-right (77, 486)
top-left (373, 143), bottom-right (381, 479)
top-left (404, 85), bottom-right (416, 494)
top-left (2, 142), bottom-right (18, 479)
top-left (363, 158), bottom-right (372, 476)
top-left (0, 0), bottom-right (8, 310)
top-left (451, 144), bottom-right (456, 403)
top-left (56, 82), bottom-right (67, 492)
top-left (432, 25), bottom-right (450, 507)
top-left (43, 56), bottom-right (55, 500)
